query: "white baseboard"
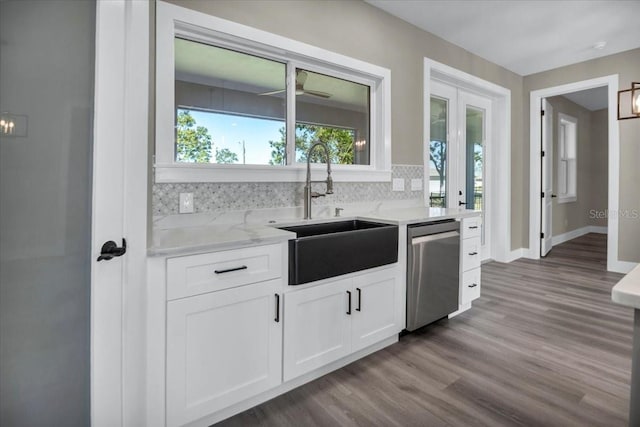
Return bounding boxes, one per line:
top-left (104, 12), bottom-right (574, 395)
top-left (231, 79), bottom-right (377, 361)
top-left (506, 248), bottom-right (527, 262)
top-left (608, 260), bottom-right (638, 274)
top-left (551, 225), bottom-right (608, 246)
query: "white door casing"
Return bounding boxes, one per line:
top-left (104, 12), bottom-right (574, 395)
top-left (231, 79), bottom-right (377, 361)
top-left (541, 99), bottom-right (554, 256)
top-left (91, 1), bottom-right (148, 426)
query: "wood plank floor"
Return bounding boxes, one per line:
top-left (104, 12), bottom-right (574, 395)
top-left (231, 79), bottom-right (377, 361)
top-left (218, 233), bottom-right (633, 426)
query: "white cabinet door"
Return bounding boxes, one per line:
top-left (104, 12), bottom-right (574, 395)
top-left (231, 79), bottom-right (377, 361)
top-left (283, 278), bottom-right (352, 381)
top-left (351, 268), bottom-right (400, 352)
top-left (166, 280), bottom-right (282, 427)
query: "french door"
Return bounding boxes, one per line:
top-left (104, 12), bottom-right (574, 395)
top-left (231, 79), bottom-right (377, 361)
top-left (429, 81), bottom-right (492, 257)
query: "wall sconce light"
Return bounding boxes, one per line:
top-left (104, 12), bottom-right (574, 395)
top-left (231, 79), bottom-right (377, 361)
top-left (354, 140), bottom-right (367, 152)
top-left (617, 82), bottom-right (640, 120)
top-left (0, 112), bottom-right (28, 137)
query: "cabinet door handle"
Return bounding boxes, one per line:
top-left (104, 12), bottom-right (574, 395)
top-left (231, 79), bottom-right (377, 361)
top-left (274, 294), bottom-right (280, 323)
top-left (214, 265), bottom-right (247, 274)
top-left (468, 251), bottom-right (478, 256)
top-left (468, 283), bottom-right (478, 288)
top-left (356, 288), bottom-right (362, 312)
top-left (346, 290), bottom-right (352, 315)
top-left (468, 225), bottom-right (479, 229)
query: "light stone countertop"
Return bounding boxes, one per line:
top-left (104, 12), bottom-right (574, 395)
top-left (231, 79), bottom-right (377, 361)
top-left (612, 264), bottom-right (640, 309)
top-left (148, 204), bottom-right (481, 257)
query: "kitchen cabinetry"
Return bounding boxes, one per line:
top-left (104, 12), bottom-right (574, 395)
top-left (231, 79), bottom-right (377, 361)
top-left (460, 216), bottom-right (482, 304)
top-left (164, 245), bottom-right (284, 427)
top-left (283, 267), bottom-right (400, 381)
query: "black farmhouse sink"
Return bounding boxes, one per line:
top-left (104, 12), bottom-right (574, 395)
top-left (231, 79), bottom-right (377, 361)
top-left (278, 219), bottom-right (398, 285)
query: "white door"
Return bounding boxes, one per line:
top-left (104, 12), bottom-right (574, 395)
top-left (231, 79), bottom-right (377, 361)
top-left (91, 1), bottom-right (149, 426)
top-left (283, 278), bottom-right (352, 381)
top-left (541, 98), bottom-right (554, 256)
top-left (351, 269), bottom-right (400, 352)
top-left (166, 281), bottom-right (283, 427)
top-left (429, 83), bottom-right (492, 258)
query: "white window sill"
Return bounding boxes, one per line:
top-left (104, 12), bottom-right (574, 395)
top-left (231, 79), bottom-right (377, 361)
top-left (557, 196), bottom-right (577, 204)
top-left (154, 163), bottom-right (392, 183)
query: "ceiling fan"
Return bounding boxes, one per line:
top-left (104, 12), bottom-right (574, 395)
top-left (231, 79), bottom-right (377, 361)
top-left (259, 70), bottom-right (331, 98)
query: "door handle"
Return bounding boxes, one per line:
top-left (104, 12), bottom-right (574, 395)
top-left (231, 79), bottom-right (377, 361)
top-left (274, 294), bottom-right (280, 323)
top-left (458, 201), bottom-right (467, 206)
top-left (468, 251), bottom-right (478, 256)
top-left (346, 290), bottom-right (352, 315)
top-left (97, 238), bottom-right (126, 261)
top-left (551, 194), bottom-right (557, 198)
top-left (356, 288), bottom-right (362, 312)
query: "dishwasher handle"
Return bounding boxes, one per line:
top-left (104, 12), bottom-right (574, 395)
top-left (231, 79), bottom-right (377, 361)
top-left (411, 231), bottom-right (459, 245)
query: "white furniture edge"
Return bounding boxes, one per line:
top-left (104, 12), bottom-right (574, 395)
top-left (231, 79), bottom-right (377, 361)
top-left (612, 264), bottom-right (640, 309)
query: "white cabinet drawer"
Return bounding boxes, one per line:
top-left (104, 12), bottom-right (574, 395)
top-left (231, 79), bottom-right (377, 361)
top-left (167, 243), bottom-right (282, 300)
top-left (461, 216), bottom-right (482, 239)
top-left (461, 267), bottom-right (481, 304)
top-left (461, 237), bottom-right (481, 272)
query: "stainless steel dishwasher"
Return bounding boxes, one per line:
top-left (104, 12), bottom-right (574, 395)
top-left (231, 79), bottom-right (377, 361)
top-left (406, 219), bottom-right (460, 331)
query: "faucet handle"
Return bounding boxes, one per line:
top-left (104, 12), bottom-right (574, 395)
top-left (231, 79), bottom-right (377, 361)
top-left (335, 207), bottom-right (344, 217)
top-left (310, 192), bottom-right (325, 198)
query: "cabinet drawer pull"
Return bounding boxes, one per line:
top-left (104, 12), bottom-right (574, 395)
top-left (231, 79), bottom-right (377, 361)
top-left (356, 288), bottom-right (362, 312)
top-left (468, 225), bottom-right (479, 229)
top-left (468, 283), bottom-right (478, 288)
top-left (214, 265), bottom-right (247, 274)
top-left (274, 294), bottom-right (280, 323)
top-left (468, 252), bottom-right (478, 256)
top-left (346, 290), bottom-right (352, 315)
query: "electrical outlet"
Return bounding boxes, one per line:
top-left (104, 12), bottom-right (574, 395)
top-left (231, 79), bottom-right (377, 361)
top-left (392, 178), bottom-right (405, 192)
top-left (179, 192), bottom-right (194, 214)
top-left (411, 179), bottom-right (423, 191)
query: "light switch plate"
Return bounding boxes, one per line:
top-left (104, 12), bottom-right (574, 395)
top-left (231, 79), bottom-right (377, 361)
top-left (411, 179), bottom-right (423, 191)
top-left (392, 178), bottom-right (405, 192)
top-left (179, 192), bottom-right (194, 214)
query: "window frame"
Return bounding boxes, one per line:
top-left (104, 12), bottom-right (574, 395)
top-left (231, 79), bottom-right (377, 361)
top-left (556, 112), bottom-right (577, 204)
top-left (155, 1), bottom-right (391, 183)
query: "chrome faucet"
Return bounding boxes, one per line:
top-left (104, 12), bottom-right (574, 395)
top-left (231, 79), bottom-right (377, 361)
top-left (304, 141), bottom-right (333, 219)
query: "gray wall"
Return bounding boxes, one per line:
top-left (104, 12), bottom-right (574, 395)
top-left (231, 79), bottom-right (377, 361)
top-left (0, 1), bottom-right (94, 425)
top-left (590, 108), bottom-right (608, 228)
top-left (546, 96), bottom-right (607, 236)
top-left (524, 48), bottom-right (640, 262)
top-left (163, 0), bottom-right (526, 250)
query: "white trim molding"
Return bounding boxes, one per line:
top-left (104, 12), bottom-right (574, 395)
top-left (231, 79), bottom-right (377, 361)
top-left (551, 226), bottom-right (608, 246)
top-left (424, 58), bottom-right (511, 263)
top-left (528, 75), bottom-right (624, 272)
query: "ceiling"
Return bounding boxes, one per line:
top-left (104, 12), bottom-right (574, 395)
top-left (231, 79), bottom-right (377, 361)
top-left (365, 0), bottom-right (640, 76)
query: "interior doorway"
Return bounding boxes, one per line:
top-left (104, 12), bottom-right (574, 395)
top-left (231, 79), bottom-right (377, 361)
top-left (529, 75), bottom-right (628, 272)
top-left (539, 88), bottom-right (609, 258)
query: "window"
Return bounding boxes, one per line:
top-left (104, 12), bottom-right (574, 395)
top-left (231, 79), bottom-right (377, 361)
top-left (557, 113), bottom-right (577, 203)
top-left (156, 2), bottom-right (390, 182)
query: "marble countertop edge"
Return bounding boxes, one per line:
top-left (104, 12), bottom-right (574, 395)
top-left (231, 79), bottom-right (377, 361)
top-left (612, 264), bottom-right (640, 309)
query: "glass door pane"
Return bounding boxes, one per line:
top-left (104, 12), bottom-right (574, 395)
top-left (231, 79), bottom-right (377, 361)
top-left (429, 97), bottom-right (448, 207)
top-left (465, 106), bottom-right (485, 243)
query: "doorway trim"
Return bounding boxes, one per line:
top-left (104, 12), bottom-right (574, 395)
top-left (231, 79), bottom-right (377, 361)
top-left (528, 74), bottom-right (633, 273)
top-left (424, 58), bottom-right (511, 263)
top-left (91, 1), bottom-right (149, 425)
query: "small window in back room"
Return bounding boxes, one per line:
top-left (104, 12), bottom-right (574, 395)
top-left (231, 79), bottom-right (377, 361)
top-left (557, 113), bottom-right (577, 203)
top-left (174, 38), bottom-right (287, 165)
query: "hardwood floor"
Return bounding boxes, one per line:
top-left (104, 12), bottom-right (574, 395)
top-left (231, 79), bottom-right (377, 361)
top-left (218, 233), bottom-right (633, 426)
